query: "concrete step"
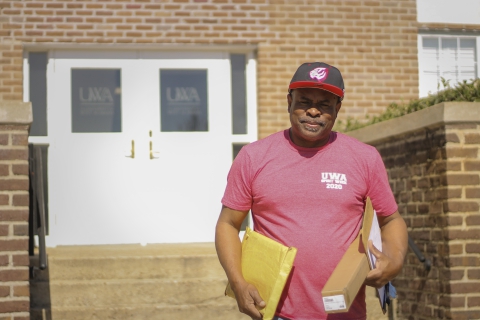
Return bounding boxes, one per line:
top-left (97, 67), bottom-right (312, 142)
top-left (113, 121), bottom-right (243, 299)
top-left (39, 242), bottom-right (224, 281)
top-left (35, 254), bottom-right (224, 281)
top-left (30, 243), bottom-right (249, 320)
top-left (31, 278), bottom-right (230, 308)
top-left (31, 300), bottom-right (249, 320)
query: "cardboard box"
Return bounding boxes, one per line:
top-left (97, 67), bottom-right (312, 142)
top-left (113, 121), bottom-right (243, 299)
top-left (321, 197), bottom-right (375, 313)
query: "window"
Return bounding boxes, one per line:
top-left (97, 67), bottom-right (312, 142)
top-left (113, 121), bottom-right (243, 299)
top-left (418, 35), bottom-right (478, 97)
top-left (29, 52), bottom-right (48, 136)
top-left (231, 54), bottom-right (247, 134)
top-left (159, 69), bottom-right (208, 132)
top-left (71, 69), bottom-right (122, 133)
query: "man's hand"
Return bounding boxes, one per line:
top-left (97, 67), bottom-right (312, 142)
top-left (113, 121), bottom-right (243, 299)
top-left (232, 281), bottom-right (266, 320)
top-left (364, 211), bottom-right (408, 288)
top-left (215, 206), bottom-right (265, 318)
top-left (364, 240), bottom-right (395, 288)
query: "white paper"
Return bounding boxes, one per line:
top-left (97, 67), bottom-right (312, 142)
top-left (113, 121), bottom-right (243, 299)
top-left (367, 210), bottom-right (386, 307)
top-left (323, 295), bottom-right (346, 311)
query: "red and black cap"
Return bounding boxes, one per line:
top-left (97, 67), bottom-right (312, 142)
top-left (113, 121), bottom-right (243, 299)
top-left (289, 62), bottom-right (345, 101)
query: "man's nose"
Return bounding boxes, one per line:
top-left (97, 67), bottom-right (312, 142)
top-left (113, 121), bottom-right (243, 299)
top-left (306, 107), bottom-right (321, 117)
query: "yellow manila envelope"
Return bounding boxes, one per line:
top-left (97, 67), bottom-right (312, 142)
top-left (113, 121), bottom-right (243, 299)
top-left (225, 227), bottom-right (297, 320)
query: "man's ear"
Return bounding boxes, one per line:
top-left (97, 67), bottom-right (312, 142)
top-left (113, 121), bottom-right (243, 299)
top-left (287, 93), bottom-right (292, 113)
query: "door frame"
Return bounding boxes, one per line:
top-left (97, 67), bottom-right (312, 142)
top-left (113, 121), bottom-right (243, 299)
top-left (24, 46), bottom-right (258, 245)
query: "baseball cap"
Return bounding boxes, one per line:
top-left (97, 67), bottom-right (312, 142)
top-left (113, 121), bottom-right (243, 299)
top-left (289, 62), bottom-right (345, 101)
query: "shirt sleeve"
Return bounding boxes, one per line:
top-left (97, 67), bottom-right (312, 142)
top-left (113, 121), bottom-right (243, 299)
top-left (366, 149), bottom-right (398, 217)
top-left (221, 146), bottom-right (254, 211)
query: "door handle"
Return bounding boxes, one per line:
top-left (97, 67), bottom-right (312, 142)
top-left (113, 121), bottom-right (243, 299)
top-left (149, 141), bottom-right (160, 159)
top-left (149, 130), bottom-right (159, 159)
top-left (126, 140), bottom-right (135, 158)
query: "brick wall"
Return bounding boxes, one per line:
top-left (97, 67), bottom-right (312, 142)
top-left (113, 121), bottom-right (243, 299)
top-left (0, 0), bottom-right (419, 138)
top-left (348, 102), bottom-right (480, 320)
top-left (0, 102), bottom-right (32, 320)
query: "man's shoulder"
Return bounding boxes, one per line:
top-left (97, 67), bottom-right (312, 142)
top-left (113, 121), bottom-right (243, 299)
top-left (243, 130), bottom-right (287, 152)
top-left (334, 132), bottom-right (378, 154)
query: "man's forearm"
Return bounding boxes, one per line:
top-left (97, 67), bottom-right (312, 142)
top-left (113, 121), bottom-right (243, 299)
top-left (380, 213), bottom-right (408, 278)
top-left (215, 220), bottom-right (246, 289)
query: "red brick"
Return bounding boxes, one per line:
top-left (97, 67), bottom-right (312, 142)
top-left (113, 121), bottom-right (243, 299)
top-left (466, 243), bottom-right (480, 253)
top-left (447, 256), bottom-right (480, 267)
top-left (465, 161), bottom-right (480, 171)
top-left (466, 188), bottom-right (480, 199)
top-left (0, 240), bottom-right (28, 251)
top-left (12, 254), bottom-right (29, 267)
top-left (0, 269), bottom-right (28, 282)
top-left (441, 269), bottom-right (464, 281)
top-left (0, 286), bottom-right (9, 298)
top-left (468, 269), bottom-right (480, 279)
top-left (0, 225), bottom-right (8, 237)
top-left (465, 133), bottom-right (480, 144)
top-left (444, 201), bottom-right (479, 213)
top-left (446, 174), bottom-right (479, 186)
top-left (11, 164), bottom-right (28, 176)
top-left (11, 194), bottom-right (28, 207)
top-left (439, 295), bottom-right (464, 308)
top-left (0, 194), bottom-right (8, 205)
top-left (447, 310), bottom-right (480, 320)
top-left (0, 255), bottom-right (8, 267)
top-left (468, 296), bottom-right (480, 307)
top-left (449, 243), bottom-right (464, 255)
top-left (445, 132), bottom-right (460, 143)
top-left (449, 282), bottom-right (480, 294)
top-left (13, 224), bottom-right (27, 236)
top-left (12, 284), bottom-right (29, 297)
top-left (0, 134), bottom-right (7, 145)
top-left (436, 187), bottom-right (462, 199)
top-left (465, 214), bottom-right (480, 225)
top-left (445, 229), bottom-right (480, 240)
top-left (0, 179), bottom-right (29, 191)
top-left (0, 300), bottom-right (29, 313)
top-left (0, 210), bottom-right (28, 223)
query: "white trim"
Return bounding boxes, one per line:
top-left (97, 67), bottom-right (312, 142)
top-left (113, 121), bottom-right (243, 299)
top-left (23, 53), bottom-right (29, 103)
top-left (417, 33), bottom-right (422, 98)
top-left (246, 53), bottom-right (258, 143)
top-left (23, 42), bottom-right (257, 53)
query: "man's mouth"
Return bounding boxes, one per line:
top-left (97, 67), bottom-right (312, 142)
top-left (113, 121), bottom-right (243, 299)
top-left (300, 119), bottom-right (326, 127)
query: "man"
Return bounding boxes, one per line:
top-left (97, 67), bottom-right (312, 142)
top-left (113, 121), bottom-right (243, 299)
top-left (215, 62), bottom-right (408, 320)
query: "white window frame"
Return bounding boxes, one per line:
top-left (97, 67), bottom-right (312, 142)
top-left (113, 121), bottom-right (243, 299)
top-left (417, 33), bottom-right (480, 98)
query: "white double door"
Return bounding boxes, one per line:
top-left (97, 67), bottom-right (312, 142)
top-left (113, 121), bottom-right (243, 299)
top-left (39, 51), bottom-right (252, 246)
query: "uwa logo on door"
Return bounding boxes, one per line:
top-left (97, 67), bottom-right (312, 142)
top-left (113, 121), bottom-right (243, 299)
top-left (321, 172), bottom-right (347, 190)
top-left (79, 87), bottom-right (115, 105)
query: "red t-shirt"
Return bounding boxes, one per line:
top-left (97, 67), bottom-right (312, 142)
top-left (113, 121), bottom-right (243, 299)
top-left (222, 130), bottom-right (398, 320)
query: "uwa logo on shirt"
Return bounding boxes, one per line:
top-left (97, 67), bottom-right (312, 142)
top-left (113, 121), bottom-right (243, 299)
top-left (321, 172), bottom-right (347, 190)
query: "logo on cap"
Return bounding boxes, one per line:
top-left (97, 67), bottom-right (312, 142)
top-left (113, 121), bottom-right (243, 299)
top-left (309, 67), bottom-right (329, 82)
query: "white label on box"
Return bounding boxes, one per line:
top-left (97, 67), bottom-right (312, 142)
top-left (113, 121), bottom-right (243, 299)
top-left (323, 295), bottom-right (346, 311)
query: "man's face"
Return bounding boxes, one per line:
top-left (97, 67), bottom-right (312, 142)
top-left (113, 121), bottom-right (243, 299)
top-left (287, 88), bottom-right (342, 148)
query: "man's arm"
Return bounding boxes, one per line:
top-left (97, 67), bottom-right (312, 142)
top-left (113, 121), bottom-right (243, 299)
top-left (365, 211), bottom-right (408, 288)
top-left (215, 205), bottom-right (265, 319)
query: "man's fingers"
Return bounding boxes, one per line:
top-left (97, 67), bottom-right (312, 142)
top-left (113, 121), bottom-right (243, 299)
top-left (235, 283), bottom-right (265, 319)
top-left (366, 268), bottom-right (388, 288)
top-left (368, 240), bottom-right (382, 259)
top-left (250, 288), bottom-right (266, 308)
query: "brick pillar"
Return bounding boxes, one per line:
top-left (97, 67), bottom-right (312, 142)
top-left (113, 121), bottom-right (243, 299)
top-left (441, 122), bottom-right (480, 320)
top-left (347, 102), bottom-right (480, 320)
top-left (0, 101), bottom-right (32, 320)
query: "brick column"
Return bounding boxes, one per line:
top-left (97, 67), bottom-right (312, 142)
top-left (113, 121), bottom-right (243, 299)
top-left (347, 102), bottom-right (480, 320)
top-left (0, 101), bottom-right (32, 320)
